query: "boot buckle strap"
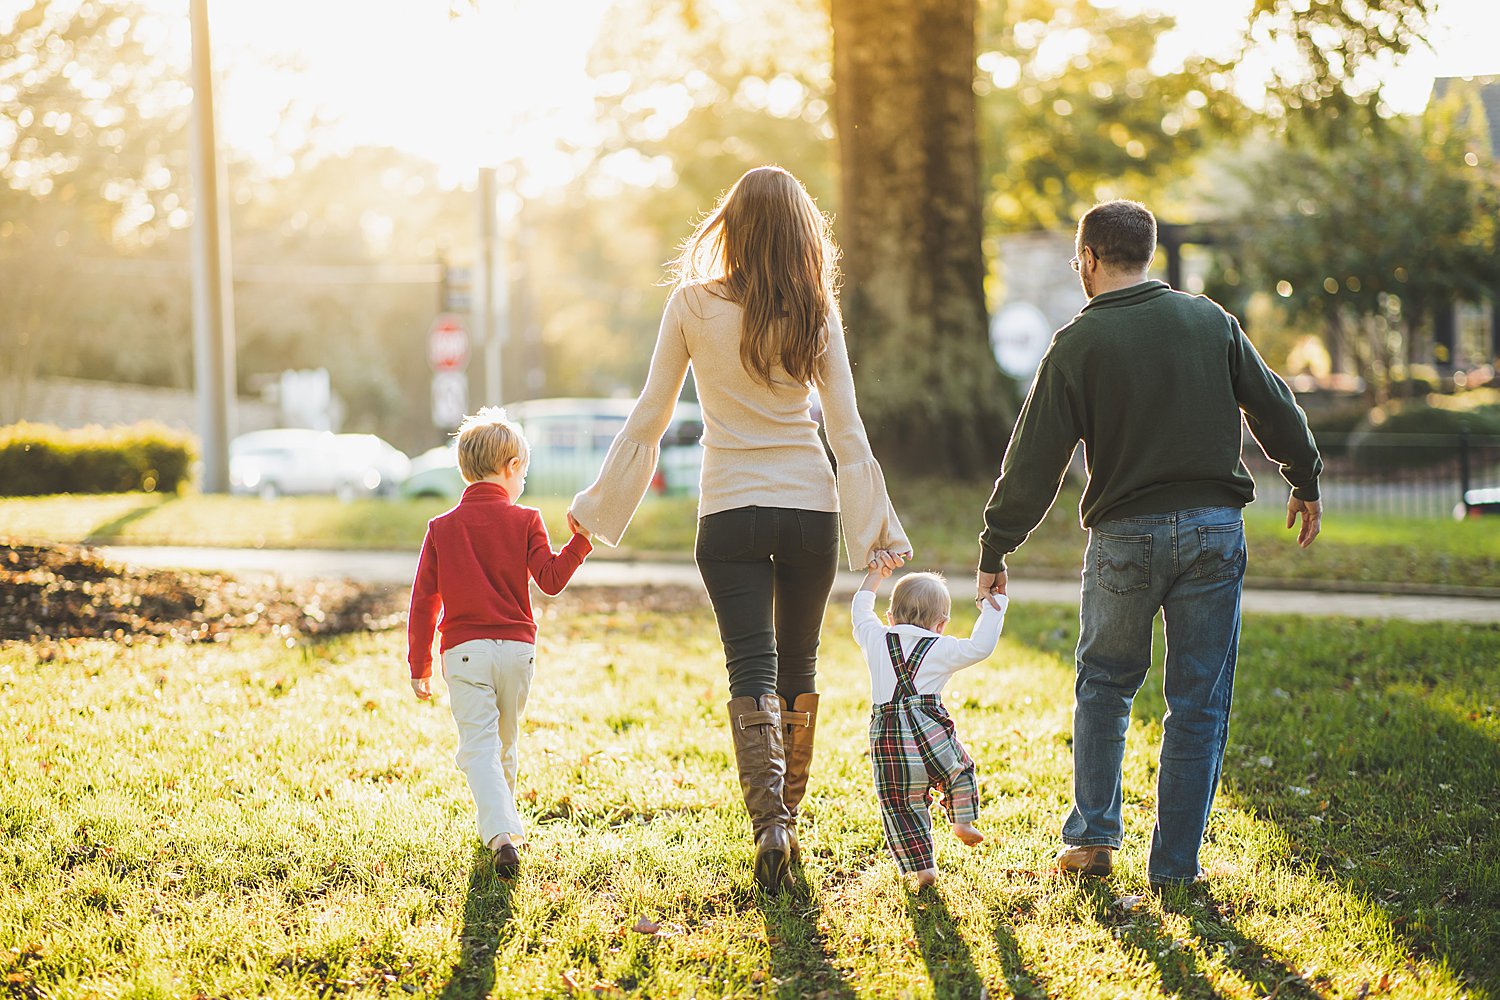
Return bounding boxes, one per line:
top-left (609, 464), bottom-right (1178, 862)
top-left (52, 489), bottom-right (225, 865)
top-left (782, 711), bottom-right (812, 728)
top-left (736, 711), bottom-right (777, 729)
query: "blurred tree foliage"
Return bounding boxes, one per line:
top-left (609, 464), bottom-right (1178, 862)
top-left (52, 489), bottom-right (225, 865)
top-left (1231, 0), bottom-right (1435, 134)
top-left (976, 0), bottom-right (1242, 232)
top-left (0, 0), bottom-right (190, 416)
top-left (1227, 94), bottom-right (1499, 401)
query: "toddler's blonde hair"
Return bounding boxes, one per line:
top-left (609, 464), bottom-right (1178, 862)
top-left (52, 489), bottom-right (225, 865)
top-left (454, 406), bottom-right (527, 484)
top-left (889, 572), bottom-right (951, 631)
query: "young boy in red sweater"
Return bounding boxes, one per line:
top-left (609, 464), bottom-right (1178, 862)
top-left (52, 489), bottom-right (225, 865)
top-left (407, 407), bottom-right (593, 877)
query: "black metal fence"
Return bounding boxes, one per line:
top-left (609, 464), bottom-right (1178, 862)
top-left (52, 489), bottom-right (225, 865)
top-left (1242, 430), bottom-right (1500, 520)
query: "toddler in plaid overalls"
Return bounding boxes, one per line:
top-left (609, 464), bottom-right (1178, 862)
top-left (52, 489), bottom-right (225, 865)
top-left (853, 568), bottom-right (1008, 887)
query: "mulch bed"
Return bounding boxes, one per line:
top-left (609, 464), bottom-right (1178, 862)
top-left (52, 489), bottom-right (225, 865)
top-left (0, 542), bottom-right (709, 645)
top-left (0, 543), bottom-right (407, 644)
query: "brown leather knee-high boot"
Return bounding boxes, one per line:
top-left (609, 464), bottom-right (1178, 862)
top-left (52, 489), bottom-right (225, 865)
top-left (727, 694), bottom-right (792, 891)
top-left (780, 693), bottom-right (819, 861)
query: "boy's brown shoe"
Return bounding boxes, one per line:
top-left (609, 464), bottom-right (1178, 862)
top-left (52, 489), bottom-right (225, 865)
top-left (493, 843), bottom-right (522, 879)
top-left (1056, 844), bottom-right (1114, 876)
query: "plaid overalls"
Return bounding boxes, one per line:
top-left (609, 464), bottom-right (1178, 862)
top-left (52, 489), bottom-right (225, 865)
top-left (869, 633), bottom-right (980, 873)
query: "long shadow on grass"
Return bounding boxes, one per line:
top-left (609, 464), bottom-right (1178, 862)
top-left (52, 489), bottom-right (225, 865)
top-left (1016, 607), bottom-right (1500, 993)
top-left (904, 886), bottom-right (988, 999)
top-left (1078, 881), bottom-right (1323, 999)
top-left (1222, 683), bottom-right (1500, 994)
top-left (1138, 619), bottom-right (1497, 992)
top-left (435, 846), bottom-right (516, 1000)
top-left (989, 909), bottom-right (1053, 999)
top-left (83, 496), bottom-right (170, 544)
top-left (757, 865), bottom-right (857, 999)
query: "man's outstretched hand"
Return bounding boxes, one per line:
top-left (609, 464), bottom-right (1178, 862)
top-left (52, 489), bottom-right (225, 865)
top-left (1287, 496), bottom-right (1322, 548)
top-left (975, 569), bottom-right (1007, 609)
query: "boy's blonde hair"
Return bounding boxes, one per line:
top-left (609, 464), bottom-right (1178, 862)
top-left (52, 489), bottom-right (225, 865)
top-left (889, 572), bottom-right (951, 631)
top-left (454, 407), bottom-right (527, 484)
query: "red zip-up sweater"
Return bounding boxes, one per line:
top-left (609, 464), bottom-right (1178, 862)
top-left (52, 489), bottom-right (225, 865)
top-left (407, 481), bottom-right (592, 678)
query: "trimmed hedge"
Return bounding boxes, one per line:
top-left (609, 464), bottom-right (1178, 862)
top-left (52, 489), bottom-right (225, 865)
top-left (0, 422), bottom-right (197, 496)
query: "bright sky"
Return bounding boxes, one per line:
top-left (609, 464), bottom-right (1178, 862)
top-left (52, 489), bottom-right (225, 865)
top-left (205, 0), bottom-right (615, 191)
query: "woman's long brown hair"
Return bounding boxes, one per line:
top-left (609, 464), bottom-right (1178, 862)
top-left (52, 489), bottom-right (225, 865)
top-left (667, 166), bottom-right (839, 387)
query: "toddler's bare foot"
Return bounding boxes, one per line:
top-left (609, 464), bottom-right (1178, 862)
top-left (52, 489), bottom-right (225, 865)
top-left (952, 822), bottom-right (984, 846)
top-left (910, 868), bottom-right (938, 890)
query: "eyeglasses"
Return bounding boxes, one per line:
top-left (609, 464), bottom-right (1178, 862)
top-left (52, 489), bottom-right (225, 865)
top-left (1069, 248), bottom-right (1100, 272)
top-left (1068, 255), bottom-right (1081, 272)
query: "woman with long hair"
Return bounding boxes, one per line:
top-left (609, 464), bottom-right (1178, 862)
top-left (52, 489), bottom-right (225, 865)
top-left (569, 165), bottom-right (910, 891)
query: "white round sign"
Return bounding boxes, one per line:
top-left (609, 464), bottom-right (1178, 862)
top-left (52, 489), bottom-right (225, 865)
top-left (989, 302), bottom-right (1053, 380)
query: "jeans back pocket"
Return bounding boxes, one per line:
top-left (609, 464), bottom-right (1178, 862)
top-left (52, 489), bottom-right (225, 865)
top-left (795, 509), bottom-right (840, 557)
top-left (1094, 530), bottom-right (1152, 594)
top-left (1194, 522), bottom-right (1246, 582)
top-left (695, 506), bottom-right (758, 561)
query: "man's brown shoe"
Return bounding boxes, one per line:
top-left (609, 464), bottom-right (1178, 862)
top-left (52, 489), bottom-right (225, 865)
top-left (493, 843), bottom-right (522, 879)
top-left (1056, 845), bottom-right (1114, 876)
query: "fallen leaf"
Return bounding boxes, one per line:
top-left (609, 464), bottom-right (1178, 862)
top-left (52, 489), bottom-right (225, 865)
top-left (632, 915), bottom-right (660, 935)
top-left (561, 969), bottom-right (583, 992)
top-left (1114, 894), bottom-right (1146, 912)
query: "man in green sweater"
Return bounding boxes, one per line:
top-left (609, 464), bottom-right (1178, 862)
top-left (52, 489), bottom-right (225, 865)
top-left (975, 200), bottom-right (1323, 888)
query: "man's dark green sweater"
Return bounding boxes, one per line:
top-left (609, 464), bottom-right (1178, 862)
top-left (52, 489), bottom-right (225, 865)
top-left (978, 280), bottom-right (1322, 574)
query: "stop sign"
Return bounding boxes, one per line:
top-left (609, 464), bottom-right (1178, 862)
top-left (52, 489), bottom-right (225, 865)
top-left (427, 314), bottom-right (470, 372)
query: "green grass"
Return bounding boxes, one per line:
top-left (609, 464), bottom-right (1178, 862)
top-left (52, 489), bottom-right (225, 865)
top-left (1, 479), bottom-right (1498, 589)
top-left (2, 601), bottom-right (1496, 997)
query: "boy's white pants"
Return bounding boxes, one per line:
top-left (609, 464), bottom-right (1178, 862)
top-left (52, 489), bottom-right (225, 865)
top-left (442, 638), bottom-right (535, 843)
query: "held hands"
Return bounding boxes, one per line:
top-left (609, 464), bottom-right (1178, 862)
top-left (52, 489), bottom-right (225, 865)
top-left (860, 548), bottom-right (909, 591)
top-left (975, 570), bottom-right (1007, 610)
top-left (867, 548), bottom-right (909, 573)
top-left (410, 676), bottom-right (432, 701)
top-left (1286, 496), bottom-right (1322, 548)
top-left (566, 509), bottom-right (592, 541)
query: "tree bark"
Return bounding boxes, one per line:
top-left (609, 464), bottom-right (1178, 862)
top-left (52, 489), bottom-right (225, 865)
top-left (831, 0), bottom-right (1016, 477)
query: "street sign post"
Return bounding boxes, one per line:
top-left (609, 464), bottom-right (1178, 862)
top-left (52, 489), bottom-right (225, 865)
top-left (428, 314), bottom-right (470, 430)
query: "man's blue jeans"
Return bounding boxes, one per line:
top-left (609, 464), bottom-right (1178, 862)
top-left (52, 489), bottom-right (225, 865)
top-left (1062, 506), bottom-right (1246, 885)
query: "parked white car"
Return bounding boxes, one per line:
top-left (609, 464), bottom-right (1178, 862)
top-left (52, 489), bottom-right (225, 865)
top-left (334, 433), bottom-right (410, 497)
top-left (230, 429), bottom-right (409, 500)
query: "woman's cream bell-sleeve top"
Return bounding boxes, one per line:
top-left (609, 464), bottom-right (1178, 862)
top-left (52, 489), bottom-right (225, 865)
top-left (569, 283), bottom-right (909, 570)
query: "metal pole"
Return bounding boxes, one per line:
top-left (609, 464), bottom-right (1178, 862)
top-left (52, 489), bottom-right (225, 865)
top-left (477, 167), bottom-right (503, 406)
top-left (1459, 425), bottom-right (1472, 501)
top-left (189, 0), bottom-right (235, 493)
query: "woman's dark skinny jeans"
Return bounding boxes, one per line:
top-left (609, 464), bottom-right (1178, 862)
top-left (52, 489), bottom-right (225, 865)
top-left (695, 505), bottom-right (840, 703)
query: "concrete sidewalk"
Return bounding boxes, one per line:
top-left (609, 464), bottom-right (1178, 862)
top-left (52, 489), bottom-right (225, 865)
top-left (98, 545), bottom-right (1500, 625)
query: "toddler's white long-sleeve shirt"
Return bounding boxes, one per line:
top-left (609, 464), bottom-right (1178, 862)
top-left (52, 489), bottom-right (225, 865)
top-left (851, 590), bottom-right (1008, 705)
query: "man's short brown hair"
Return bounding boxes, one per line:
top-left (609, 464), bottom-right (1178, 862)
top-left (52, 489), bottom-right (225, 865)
top-left (1077, 200), bottom-right (1157, 270)
top-left (889, 572), bottom-right (951, 632)
top-left (454, 406), bottom-right (527, 484)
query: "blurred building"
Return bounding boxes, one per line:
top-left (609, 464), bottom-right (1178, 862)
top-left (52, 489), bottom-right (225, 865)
top-left (1429, 75), bottom-right (1500, 370)
top-left (1432, 74), bottom-right (1500, 158)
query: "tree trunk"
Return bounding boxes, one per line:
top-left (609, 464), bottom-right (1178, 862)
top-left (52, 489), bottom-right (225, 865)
top-left (831, 0), bottom-right (1016, 477)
